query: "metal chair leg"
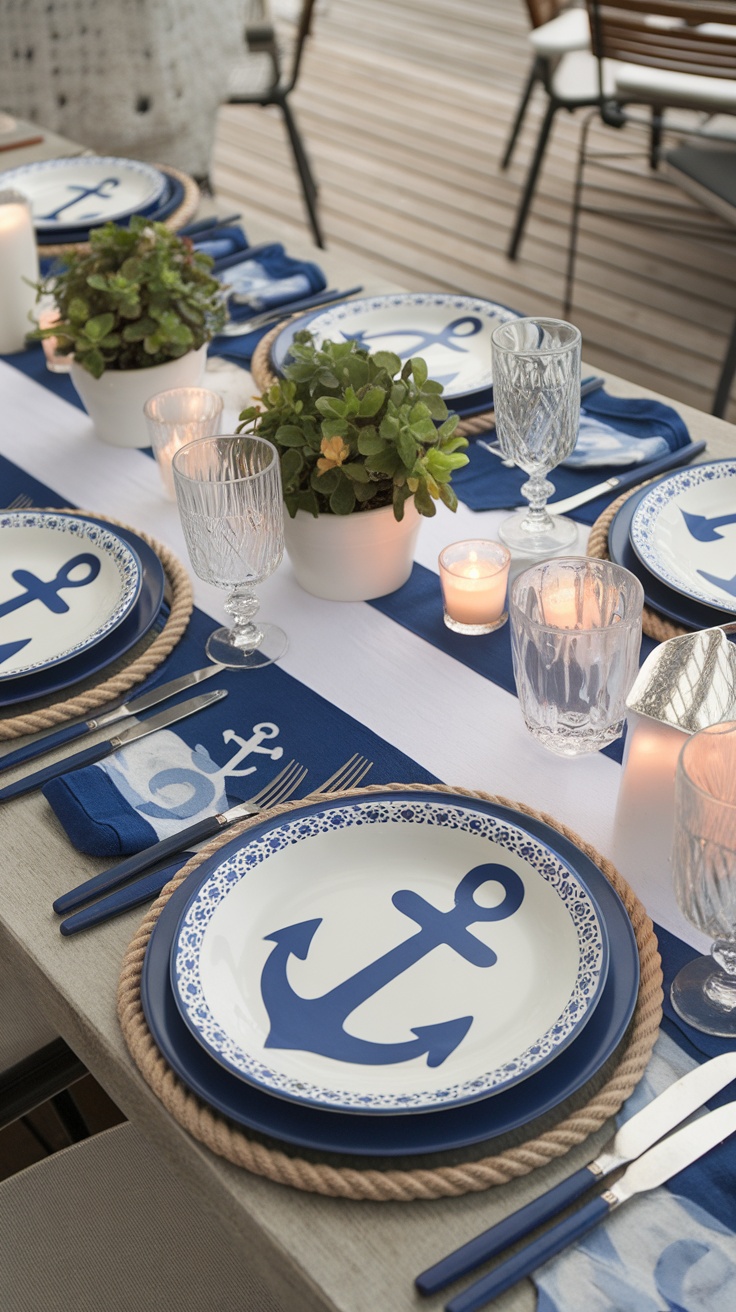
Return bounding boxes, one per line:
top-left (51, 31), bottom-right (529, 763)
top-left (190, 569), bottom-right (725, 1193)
top-left (506, 98), bottom-right (558, 261)
top-left (279, 95), bottom-right (325, 248)
top-left (563, 111), bottom-right (596, 318)
top-left (713, 315), bottom-right (736, 419)
top-left (0, 1039), bottom-right (86, 1132)
top-left (649, 106), bottom-right (663, 170)
top-left (501, 58), bottom-right (542, 171)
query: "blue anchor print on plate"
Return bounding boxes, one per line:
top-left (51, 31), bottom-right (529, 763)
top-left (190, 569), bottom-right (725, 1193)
top-left (0, 553), bottom-right (101, 668)
top-left (36, 177), bottom-right (120, 223)
top-left (681, 508), bottom-right (736, 542)
top-left (260, 862), bottom-right (525, 1067)
top-left (344, 315), bottom-right (485, 389)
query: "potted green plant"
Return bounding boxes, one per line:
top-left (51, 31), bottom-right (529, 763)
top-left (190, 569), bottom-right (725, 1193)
top-left (33, 217), bottom-right (227, 447)
top-left (237, 332), bottom-right (470, 600)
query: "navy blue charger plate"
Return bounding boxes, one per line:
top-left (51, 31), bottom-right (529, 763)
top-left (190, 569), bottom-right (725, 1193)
top-left (35, 172), bottom-right (186, 248)
top-left (0, 521), bottom-right (165, 708)
top-left (608, 483), bottom-right (729, 632)
top-left (141, 794), bottom-right (639, 1159)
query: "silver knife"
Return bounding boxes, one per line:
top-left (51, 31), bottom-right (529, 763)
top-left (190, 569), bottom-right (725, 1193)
top-left (445, 1098), bottom-right (736, 1312)
top-left (0, 689), bottom-right (227, 802)
top-left (218, 284), bottom-right (364, 337)
top-left (544, 439), bottom-right (707, 515)
top-left (0, 665), bottom-right (223, 774)
top-left (417, 1050), bottom-right (736, 1296)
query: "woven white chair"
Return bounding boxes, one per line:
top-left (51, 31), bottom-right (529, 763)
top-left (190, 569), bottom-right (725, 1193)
top-left (0, 1121), bottom-right (286, 1312)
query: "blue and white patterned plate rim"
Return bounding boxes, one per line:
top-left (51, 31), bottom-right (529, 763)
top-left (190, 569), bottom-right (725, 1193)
top-left (0, 511), bottom-right (143, 680)
top-left (270, 292), bottom-right (522, 402)
top-left (629, 458), bottom-right (736, 615)
top-left (1, 156), bottom-right (167, 229)
top-left (170, 795), bottom-right (609, 1115)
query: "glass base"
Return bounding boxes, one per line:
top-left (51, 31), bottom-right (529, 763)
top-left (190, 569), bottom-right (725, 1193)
top-left (206, 623), bottom-right (288, 670)
top-left (671, 955), bottom-right (736, 1037)
top-left (523, 716), bottom-right (625, 757)
top-left (498, 509), bottom-right (578, 556)
top-left (443, 611), bottom-right (508, 635)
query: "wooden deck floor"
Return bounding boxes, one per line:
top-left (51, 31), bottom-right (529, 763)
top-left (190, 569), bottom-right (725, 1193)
top-left (212, 0), bottom-right (736, 422)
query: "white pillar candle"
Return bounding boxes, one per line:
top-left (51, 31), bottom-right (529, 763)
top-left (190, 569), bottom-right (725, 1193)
top-left (612, 711), bottom-right (687, 897)
top-left (439, 540), bottom-right (510, 634)
top-left (0, 190), bottom-right (38, 354)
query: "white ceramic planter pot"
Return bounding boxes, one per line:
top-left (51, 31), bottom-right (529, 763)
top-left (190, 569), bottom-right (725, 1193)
top-left (283, 499), bottom-right (422, 601)
top-left (69, 344), bottom-right (208, 448)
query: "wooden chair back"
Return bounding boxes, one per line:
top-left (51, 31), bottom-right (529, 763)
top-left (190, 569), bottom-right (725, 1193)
top-left (586, 0), bottom-right (736, 79)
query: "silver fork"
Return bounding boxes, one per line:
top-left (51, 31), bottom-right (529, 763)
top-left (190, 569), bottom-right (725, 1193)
top-left (312, 752), bottom-right (373, 794)
top-left (2, 492), bottom-right (34, 510)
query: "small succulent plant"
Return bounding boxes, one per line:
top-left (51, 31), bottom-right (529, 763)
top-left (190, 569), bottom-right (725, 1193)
top-left (237, 332), bottom-right (469, 520)
top-left (32, 216), bottom-right (227, 377)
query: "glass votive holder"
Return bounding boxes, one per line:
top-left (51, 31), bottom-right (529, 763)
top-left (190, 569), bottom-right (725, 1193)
top-left (438, 540), bottom-right (511, 634)
top-left (37, 307), bottom-right (71, 373)
top-left (509, 556), bottom-right (644, 756)
top-left (143, 387), bottom-right (225, 499)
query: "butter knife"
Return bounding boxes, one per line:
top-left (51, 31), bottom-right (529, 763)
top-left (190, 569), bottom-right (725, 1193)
top-left (445, 1099), bottom-right (736, 1312)
top-left (417, 1049), bottom-right (736, 1297)
top-left (0, 689), bottom-right (227, 802)
top-left (545, 440), bottom-right (707, 516)
top-left (0, 664), bottom-right (223, 773)
top-left (218, 284), bottom-right (364, 337)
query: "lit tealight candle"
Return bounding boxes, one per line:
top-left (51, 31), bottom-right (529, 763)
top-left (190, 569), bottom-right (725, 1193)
top-left (439, 540), bottom-right (511, 634)
top-left (0, 190), bottom-right (38, 354)
top-left (143, 387), bottom-right (225, 499)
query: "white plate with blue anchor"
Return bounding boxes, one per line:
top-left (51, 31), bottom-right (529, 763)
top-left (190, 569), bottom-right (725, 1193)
top-left (270, 293), bottom-right (521, 404)
top-left (630, 459), bottom-right (736, 614)
top-left (0, 511), bottom-right (142, 680)
top-left (170, 795), bottom-right (609, 1114)
top-left (1, 156), bottom-right (167, 231)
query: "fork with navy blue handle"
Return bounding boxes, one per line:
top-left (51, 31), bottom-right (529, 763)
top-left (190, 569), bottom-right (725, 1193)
top-left (54, 753), bottom-right (373, 920)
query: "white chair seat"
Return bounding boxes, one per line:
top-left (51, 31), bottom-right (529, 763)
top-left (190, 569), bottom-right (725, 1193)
top-left (551, 50), bottom-right (618, 103)
top-left (615, 62), bottom-right (736, 113)
top-left (529, 7), bottom-right (590, 58)
top-left (0, 1122), bottom-right (285, 1312)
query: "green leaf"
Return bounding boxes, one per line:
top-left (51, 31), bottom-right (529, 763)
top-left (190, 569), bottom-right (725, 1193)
top-left (371, 351), bottom-right (401, 376)
top-left (280, 448), bottom-right (304, 487)
top-left (84, 313), bottom-right (115, 341)
top-left (312, 467), bottom-right (339, 493)
top-left (356, 428), bottom-right (385, 456)
top-left (410, 356), bottom-right (428, 386)
top-left (414, 483), bottom-right (436, 517)
top-left (358, 387), bottom-right (385, 417)
top-left (274, 423), bottom-right (307, 448)
top-left (341, 462), bottom-right (370, 483)
top-left (396, 429), bottom-right (418, 469)
top-left (315, 396), bottom-right (347, 418)
top-left (379, 414), bottom-right (400, 441)
top-left (329, 478), bottom-right (356, 515)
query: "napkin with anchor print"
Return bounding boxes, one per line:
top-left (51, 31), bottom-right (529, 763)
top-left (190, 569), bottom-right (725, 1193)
top-left (41, 608), bottom-right (434, 857)
top-left (533, 1030), bottom-right (736, 1312)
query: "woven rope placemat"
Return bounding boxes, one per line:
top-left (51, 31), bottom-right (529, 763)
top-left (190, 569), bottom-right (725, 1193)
top-left (0, 509), bottom-right (193, 741)
top-left (118, 783), bottom-right (662, 1201)
top-left (250, 326), bottom-right (494, 439)
top-left (37, 164), bottom-right (201, 259)
top-left (586, 483), bottom-right (688, 643)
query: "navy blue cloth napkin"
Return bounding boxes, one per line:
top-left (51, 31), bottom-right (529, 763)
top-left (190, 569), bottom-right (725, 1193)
top-left (451, 389), bottom-right (692, 525)
top-left (41, 608), bottom-right (436, 857)
top-left (209, 242), bottom-right (327, 367)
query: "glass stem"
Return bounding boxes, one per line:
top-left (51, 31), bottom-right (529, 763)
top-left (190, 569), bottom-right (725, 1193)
top-left (520, 469), bottom-right (556, 531)
top-left (706, 940), bottom-right (736, 1012)
top-left (224, 585), bottom-right (263, 653)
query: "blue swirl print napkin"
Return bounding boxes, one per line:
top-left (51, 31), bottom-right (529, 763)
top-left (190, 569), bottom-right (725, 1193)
top-left (534, 1030), bottom-right (736, 1312)
top-left (451, 389), bottom-right (692, 524)
top-left (41, 607), bottom-right (435, 857)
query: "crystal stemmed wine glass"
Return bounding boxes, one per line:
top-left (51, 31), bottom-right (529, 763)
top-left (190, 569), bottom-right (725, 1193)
top-left (671, 721), bottom-right (736, 1036)
top-left (491, 317), bottom-right (581, 555)
top-left (172, 434), bottom-right (287, 669)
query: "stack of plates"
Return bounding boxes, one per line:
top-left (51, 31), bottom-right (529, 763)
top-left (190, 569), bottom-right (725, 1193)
top-left (268, 293), bottom-right (522, 418)
top-left (0, 156), bottom-right (187, 246)
top-left (608, 458), bottom-right (736, 631)
top-left (0, 510), bottom-right (166, 709)
top-left (141, 789), bottom-right (639, 1158)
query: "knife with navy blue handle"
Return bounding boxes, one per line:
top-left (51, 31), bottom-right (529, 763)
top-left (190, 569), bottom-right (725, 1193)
top-left (0, 689), bottom-right (227, 802)
top-left (0, 664), bottom-right (222, 774)
top-left (416, 1050), bottom-right (736, 1297)
top-left (59, 853), bottom-right (194, 935)
top-left (445, 1099), bottom-right (736, 1312)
